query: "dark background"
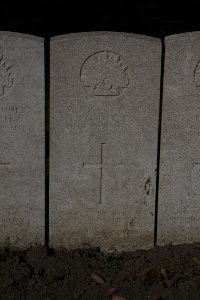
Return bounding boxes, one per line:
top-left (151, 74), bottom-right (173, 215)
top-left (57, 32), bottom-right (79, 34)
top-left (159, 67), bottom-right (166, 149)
top-left (1, 0), bottom-right (200, 39)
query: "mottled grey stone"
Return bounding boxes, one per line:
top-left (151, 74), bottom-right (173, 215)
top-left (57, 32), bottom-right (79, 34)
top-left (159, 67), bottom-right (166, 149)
top-left (158, 32), bottom-right (200, 245)
top-left (50, 32), bottom-right (161, 251)
top-left (0, 32), bottom-right (45, 247)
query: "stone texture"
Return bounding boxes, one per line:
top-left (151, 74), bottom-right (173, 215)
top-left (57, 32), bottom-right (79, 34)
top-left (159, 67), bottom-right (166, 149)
top-left (0, 32), bottom-right (45, 247)
top-left (158, 32), bottom-right (200, 245)
top-left (50, 32), bottom-right (161, 251)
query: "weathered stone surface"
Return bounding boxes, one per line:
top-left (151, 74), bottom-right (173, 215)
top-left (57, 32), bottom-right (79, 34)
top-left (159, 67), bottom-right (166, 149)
top-left (50, 32), bottom-right (161, 251)
top-left (158, 32), bottom-right (200, 245)
top-left (0, 32), bottom-right (45, 247)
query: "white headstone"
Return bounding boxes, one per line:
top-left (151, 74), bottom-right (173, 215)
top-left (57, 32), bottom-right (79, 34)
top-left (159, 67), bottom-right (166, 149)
top-left (158, 32), bottom-right (200, 245)
top-left (50, 32), bottom-right (161, 251)
top-left (0, 32), bottom-right (45, 247)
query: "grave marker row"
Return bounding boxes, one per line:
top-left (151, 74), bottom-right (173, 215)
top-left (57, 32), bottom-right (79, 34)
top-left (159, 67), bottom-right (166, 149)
top-left (0, 31), bottom-right (199, 251)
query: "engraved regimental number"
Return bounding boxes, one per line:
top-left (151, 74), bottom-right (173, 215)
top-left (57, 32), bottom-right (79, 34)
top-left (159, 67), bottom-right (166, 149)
top-left (83, 143), bottom-right (123, 204)
top-left (81, 51), bottom-right (129, 96)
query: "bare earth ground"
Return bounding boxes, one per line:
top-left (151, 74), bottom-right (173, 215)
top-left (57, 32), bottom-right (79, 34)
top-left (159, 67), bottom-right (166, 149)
top-left (1, 243), bottom-right (200, 300)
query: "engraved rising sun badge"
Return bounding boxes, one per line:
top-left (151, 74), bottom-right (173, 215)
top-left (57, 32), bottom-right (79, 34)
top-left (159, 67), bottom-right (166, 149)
top-left (0, 54), bottom-right (14, 97)
top-left (81, 51), bottom-right (129, 96)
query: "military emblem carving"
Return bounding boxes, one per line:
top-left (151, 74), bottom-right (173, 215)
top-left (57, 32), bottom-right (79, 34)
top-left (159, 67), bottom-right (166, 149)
top-left (80, 51), bottom-right (129, 96)
top-left (0, 54), bottom-right (14, 97)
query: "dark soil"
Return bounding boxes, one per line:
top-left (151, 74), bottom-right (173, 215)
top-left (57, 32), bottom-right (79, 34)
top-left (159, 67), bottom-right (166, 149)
top-left (1, 243), bottom-right (200, 299)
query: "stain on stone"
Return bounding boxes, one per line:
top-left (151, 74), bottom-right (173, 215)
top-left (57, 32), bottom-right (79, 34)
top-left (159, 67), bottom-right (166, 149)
top-left (144, 177), bottom-right (151, 196)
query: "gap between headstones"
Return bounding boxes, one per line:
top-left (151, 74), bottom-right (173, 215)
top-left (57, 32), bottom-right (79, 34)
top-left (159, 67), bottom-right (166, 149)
top-left (154, 38), bottom-right (165, 246)
top-left (44, 37), bottom-right (50, 247)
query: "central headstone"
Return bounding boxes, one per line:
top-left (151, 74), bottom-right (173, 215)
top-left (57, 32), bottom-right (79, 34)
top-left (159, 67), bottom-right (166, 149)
top-left (50, 32), bottom-right (161, 251)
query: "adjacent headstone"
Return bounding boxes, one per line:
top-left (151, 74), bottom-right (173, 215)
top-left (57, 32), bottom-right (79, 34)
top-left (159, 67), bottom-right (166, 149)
top-left (158, 32), bottom-right (200, 245)
top-left (50, 32), bottom-right (161, 251)
top-left (0, 32), bottom-right (45, 247)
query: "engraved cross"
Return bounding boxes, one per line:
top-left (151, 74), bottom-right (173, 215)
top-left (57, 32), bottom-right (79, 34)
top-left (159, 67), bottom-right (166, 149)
top-left (83, 143), bottom-right (123, 204)
top-left (0, 162), bottom-right (11, 166)
top-left (192, 162), bottom-right (200, 169)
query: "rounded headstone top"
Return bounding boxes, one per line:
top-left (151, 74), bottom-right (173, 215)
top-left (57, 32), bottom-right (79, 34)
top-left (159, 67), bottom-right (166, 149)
top-left (0, 31), bottom-right (44, 42)
top-left (51, 31), bottom-right (161, 44)
top-left (165, 31), bottom-right (200, 43)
